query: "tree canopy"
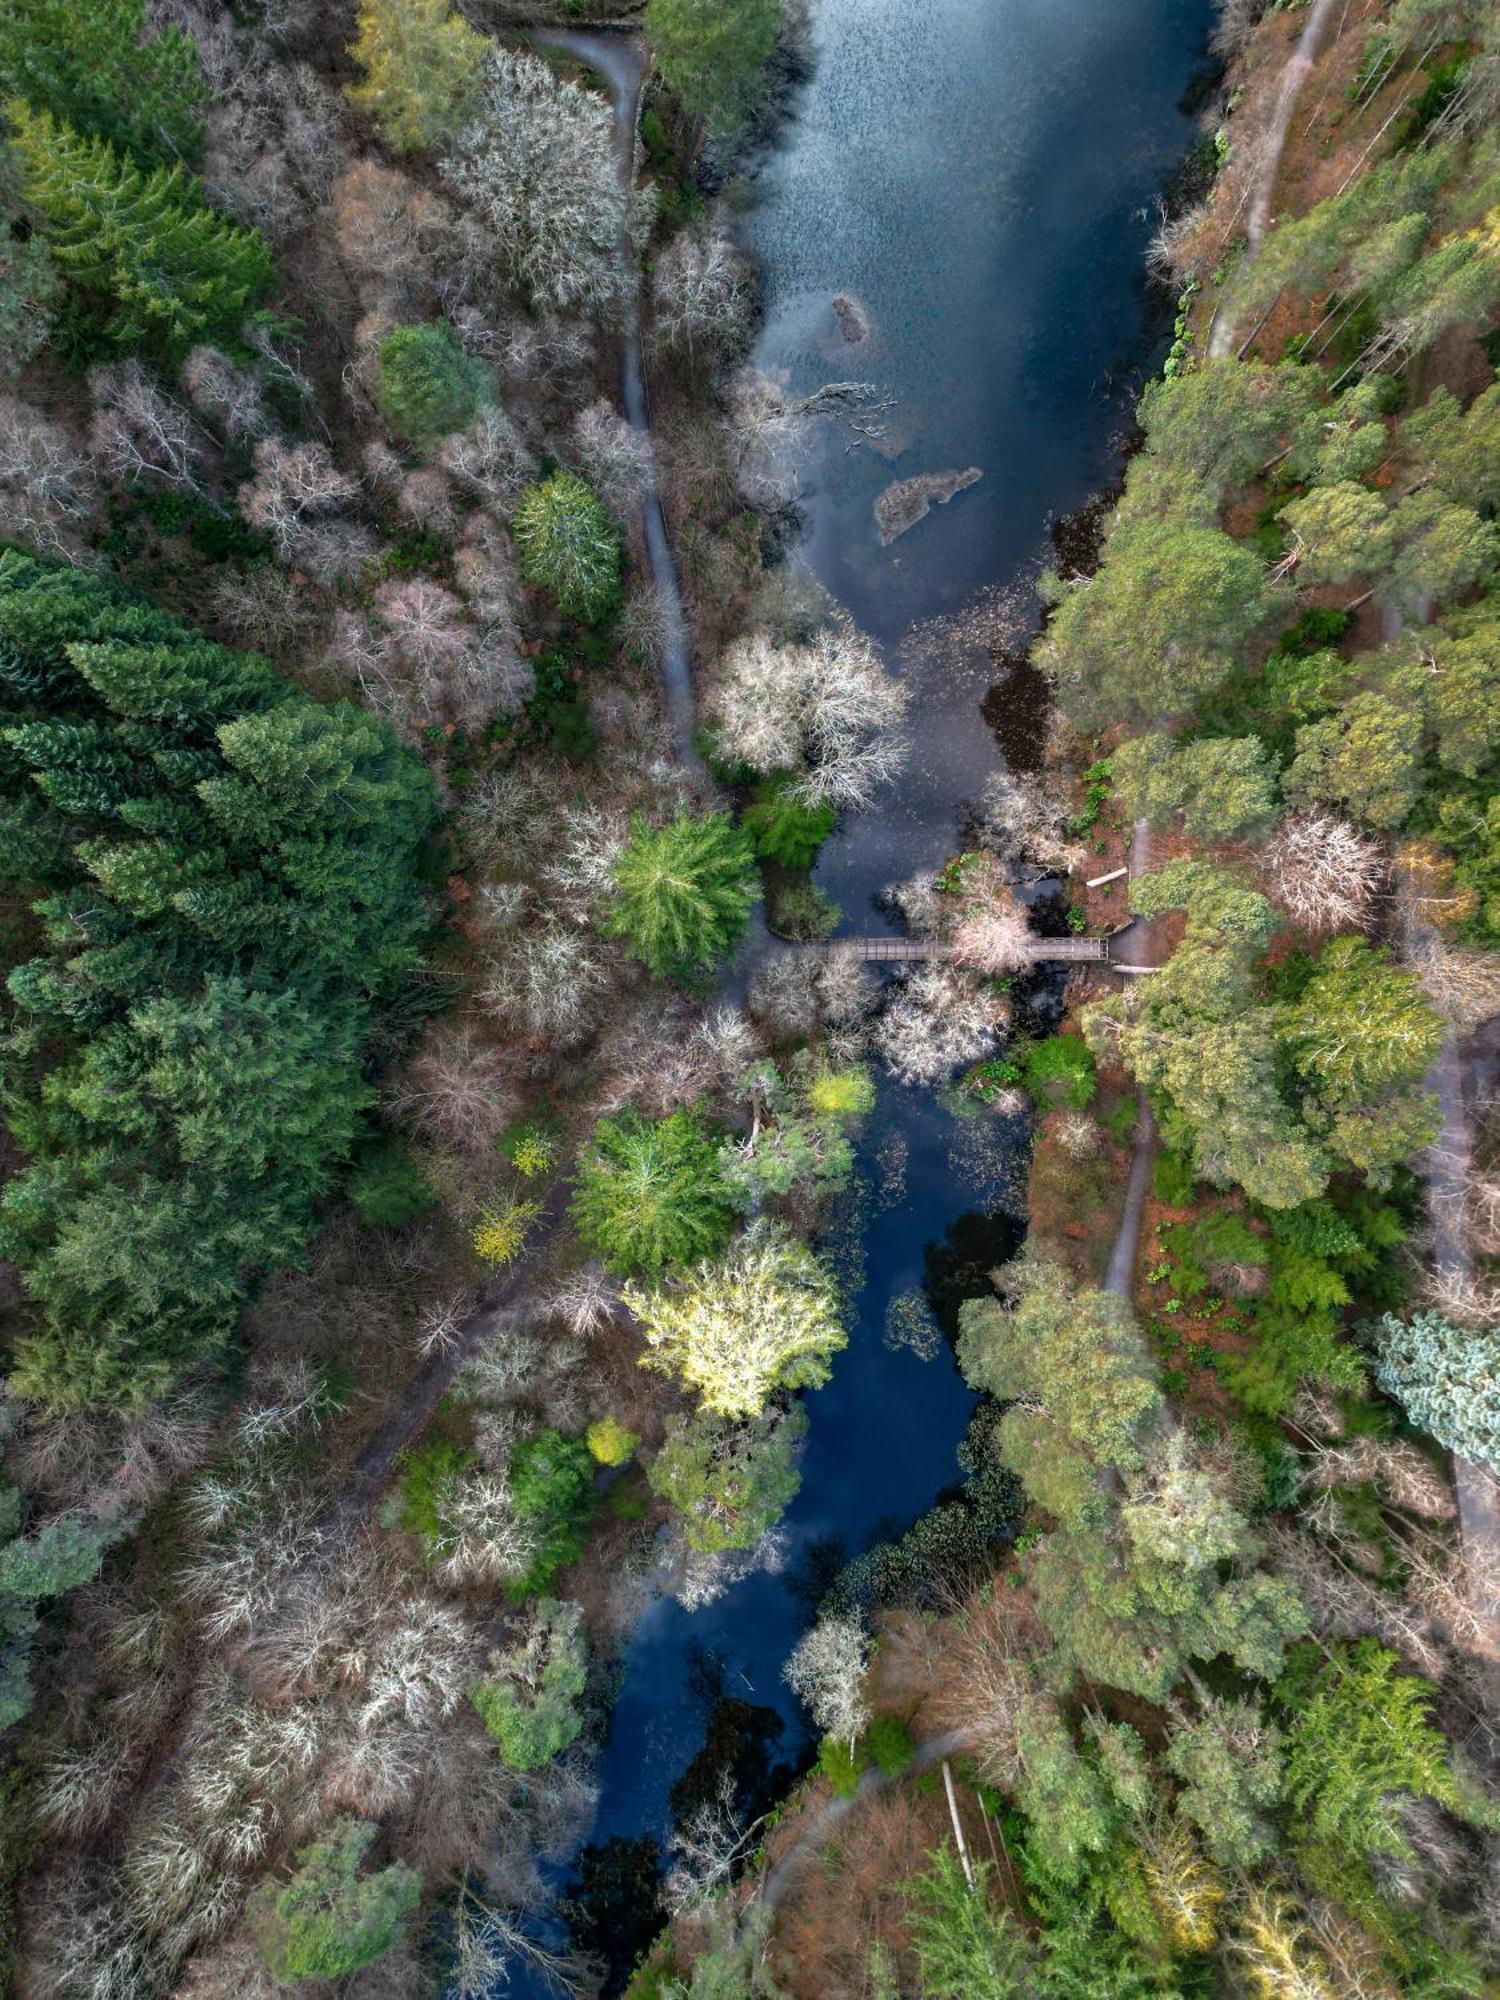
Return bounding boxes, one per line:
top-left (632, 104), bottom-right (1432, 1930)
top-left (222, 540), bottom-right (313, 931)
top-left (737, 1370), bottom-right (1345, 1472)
top-left (0, 554), bottom-right (435, 1409)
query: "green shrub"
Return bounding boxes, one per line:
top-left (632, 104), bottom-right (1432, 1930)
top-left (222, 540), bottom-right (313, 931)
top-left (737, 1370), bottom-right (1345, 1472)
top-left (513, 472), bottom-right (622, 623)
top-left (251, 1819), bottom-right (419, 1984)
top-left (1022, 1035), bottom-right (1097, 1110)
top-left (742, 777), bottom-right (835, 868)
top-left (469, 1598), bottom-right (587, 1769)
top-left (397, 1436), bottom-right (475, 1543)
top-left (376, 322), bottom-right (488, 444)
top-left (586, 1416), bottom-right (639, 1466)
top-left (1152, 1149), bottom-right (1197, 1205)
top-left (768, 876), bottom-right (839, 941)
top-left (818, 1733), bottom-right (866, 1797)
top-left (865, 1714), bottom-right (915, 1776)
top-left (508, 1430), bottom-right (593, 1598)
top-left (348, 1143), bottom-right (435, 1229)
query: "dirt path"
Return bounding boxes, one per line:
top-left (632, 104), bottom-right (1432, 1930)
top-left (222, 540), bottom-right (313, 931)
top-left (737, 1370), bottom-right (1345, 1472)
top-left (758, 1726), bottom-right (981, 1913)
top-left (329, 1182), bottom-right (570, 1530)
top-left (533, 28), bottom-right (703, 770)
top-left (1421, 1032), bottom-right (1500, 1657)
top-left (1104, 818), bottom-right (1156, 1299)
top-left (1208, 0), bottom-right (1343, 357)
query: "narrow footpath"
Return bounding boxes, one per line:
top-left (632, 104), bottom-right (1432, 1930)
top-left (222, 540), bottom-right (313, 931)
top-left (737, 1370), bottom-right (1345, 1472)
top-left (1208, 0), bottom-right (1343, 357)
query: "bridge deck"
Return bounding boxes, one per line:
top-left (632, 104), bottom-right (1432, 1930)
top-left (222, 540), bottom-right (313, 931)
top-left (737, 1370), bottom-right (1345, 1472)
top-left (806, 935), bottom-right (1112, 964)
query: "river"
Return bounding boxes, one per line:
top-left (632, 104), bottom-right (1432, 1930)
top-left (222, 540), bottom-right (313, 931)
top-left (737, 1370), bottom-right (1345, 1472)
top-left (528, 0), bottom-right (1216, 1985)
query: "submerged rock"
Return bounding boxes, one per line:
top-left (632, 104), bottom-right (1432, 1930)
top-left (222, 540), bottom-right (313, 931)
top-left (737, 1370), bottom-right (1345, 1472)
top-left (874, 465), bottom-right (982, 545)
top-left (831, 291), bottom-right (871, 343)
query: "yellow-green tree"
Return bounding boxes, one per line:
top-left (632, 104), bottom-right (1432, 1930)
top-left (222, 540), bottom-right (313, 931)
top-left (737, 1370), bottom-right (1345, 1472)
top-left (347, 0), bottom-right (488, 154)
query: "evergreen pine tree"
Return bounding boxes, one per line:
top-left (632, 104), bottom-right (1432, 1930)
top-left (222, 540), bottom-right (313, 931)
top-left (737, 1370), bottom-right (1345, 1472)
top-left (7, 101), bottom-right (273, 357)
top-left (0, 0), bottom-right (206, 165)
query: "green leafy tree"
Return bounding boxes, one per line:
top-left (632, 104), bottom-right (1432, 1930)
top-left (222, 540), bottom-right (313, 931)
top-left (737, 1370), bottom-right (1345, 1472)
top-left (958, 1255), bottom-right (1160, 1523)
top-left (1110, 732), bottom-right (1278, 841)
top-left (605, 810), bottom-right (759, 983)
top-left (1282, 1640), bottom-right (1466, 1861)
top-left (1384, 487), bottom-right (1498, 614)
top-left (507, 1430), bottom-right (593, 1599)
top-left (7, 102), bottom-right (273, 358)
top-left (646, 1402), bottom-right (807, 1552)
top-left (376, 322), bottom-right (489, 446)
top-left (572, 1107), bottom-right (735, 1277)
top-left (513, 471), bottom-right (623, 623)
top-left (251, 1819), bottom-right (419, 1985)
top-left (1281, 936), bottom-right (1442, 1175)
top-left (1281, 481), bottom-right (1395, 587)
top-left (1015, 1698), bottom-right (1118, 1883)
top-left (623, 1219), bottom-right (845, 1418)
top-left (1137, 358), bottom-right (1320, 503)
top-left (904, 1850), bottom-right (1033, 1997)
top-left (1401, 381), bottom-right (1500, 514)
top-left (1374, 1311), bottom-right (1500, 1467)
top-left (346, 0), bottom-right (489, 153)
top-left (1165, 1696), bottom-right (1284, 1867)
top-left (1286, 689), bottom-right (1423, 827)
top-left (1284, 378), bottom-right (1389, 486)
top-left (1085, 865), bottom-right (1331, 1208)
top-left (1423, 607), bottom-right (1500, 776)
top-left (644, 0), bottom-right (783, 135)
top-left (0, 0), bottom-right (206, 165)
top-left (1040, 515), bottom-right (1289, 730)
top-left (470, 1597), bottom-right (587, 1770)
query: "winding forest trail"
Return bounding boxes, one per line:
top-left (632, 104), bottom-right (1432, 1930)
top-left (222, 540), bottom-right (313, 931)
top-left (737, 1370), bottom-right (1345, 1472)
top-left (1422, 1032), bottom-right (1500, 1657)
top-left (1208, 0), bottom-right (1343, 357)
top-left (1104, 818), bottom-right (1157, 1299)
top-left (533, 29), bottom-right (702, 768)
top-left (758, 1726), bottom-right (981, 1913)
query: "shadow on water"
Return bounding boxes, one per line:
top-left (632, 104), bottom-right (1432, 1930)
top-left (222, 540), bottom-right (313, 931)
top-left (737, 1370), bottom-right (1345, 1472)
top-left (509, 0), bottom-right (1216, 1988)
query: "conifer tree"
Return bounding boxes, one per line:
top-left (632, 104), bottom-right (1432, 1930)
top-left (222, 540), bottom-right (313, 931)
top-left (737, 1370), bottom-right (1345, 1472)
top-left (0, 553), bottom-right (435, 1410)
top-left (7, 102), bottom-right (273, 358)
top-left (0, 0), bottom-right (206, 165)
top-left (605, 810), bottom-right (759, 983)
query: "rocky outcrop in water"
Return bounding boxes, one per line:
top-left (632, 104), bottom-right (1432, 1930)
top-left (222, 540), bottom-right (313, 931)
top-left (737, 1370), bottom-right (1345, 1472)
top-left (874, 465), bottom-right (982, 545)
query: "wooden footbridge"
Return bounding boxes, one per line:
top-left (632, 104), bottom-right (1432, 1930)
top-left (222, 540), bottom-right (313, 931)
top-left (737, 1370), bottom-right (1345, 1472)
top-left (806, 934), bottom-right (1117, 966)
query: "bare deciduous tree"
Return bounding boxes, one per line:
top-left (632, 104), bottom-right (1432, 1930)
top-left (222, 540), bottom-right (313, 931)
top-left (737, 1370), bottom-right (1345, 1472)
top-left (181, 347), bottom-right (270, 441)
top-left (783, 1613), bottom-right (871, 1751)
top-left (1260, 813), bottom-right (1383, 934)
top-left (572, 397), bottom-right (652, 511)
top-left (330, 159), bottom-right (454, 307)
top-left (0, 395), bottom-right (97, 558)
top-left (443, 49), bottom-right (634, 316)
top-left (88, 361), bottom-right (204, 493)
top-left (709, 618), bottom-right (909, 810)
top-left (875, 966), bottom-right (1006, 1086)
top-left (650, 228), bottom-right (751, 362)
top-left (238, 438), bottom-right (359, 558)
top-left (387, 1022), bottom-right (518, 1154)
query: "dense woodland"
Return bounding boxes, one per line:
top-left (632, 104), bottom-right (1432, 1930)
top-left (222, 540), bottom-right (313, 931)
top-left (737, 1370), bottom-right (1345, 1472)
top-left (0, 0), bottom-right (1499, 1994)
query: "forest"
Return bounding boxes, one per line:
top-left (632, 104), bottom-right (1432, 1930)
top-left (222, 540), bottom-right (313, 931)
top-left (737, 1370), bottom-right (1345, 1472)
top-left (0, 0), bottom-right (1499, 1994)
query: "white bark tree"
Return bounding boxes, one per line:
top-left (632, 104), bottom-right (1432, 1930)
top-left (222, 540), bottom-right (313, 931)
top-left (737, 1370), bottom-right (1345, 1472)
top-left (709, 618), bottom-right (909, 809)
top-left (1260, 812), bottom-right (1383, 934)
top-left (651, 227), bottom-right (751, 361)
top-left (783, 1613), bottom-right (871, 1751)
top-left (443, 49), bottom-right (634, 316)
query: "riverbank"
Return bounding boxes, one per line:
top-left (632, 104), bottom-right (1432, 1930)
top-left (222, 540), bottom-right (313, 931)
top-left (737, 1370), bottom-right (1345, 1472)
top-left (636, 0), bottom-right (1500, 1986)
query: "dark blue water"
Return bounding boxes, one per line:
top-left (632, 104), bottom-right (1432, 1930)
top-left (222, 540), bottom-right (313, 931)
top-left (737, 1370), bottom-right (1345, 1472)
top-left (515, 0), bottom-right (1215, 1985)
